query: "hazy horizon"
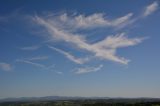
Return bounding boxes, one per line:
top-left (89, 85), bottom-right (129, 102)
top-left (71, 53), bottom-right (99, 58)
top-left (0, 0), bottom-right (160, 99)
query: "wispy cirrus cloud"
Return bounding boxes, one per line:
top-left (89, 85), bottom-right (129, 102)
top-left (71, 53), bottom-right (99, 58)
top-left (0, 62), bottom-right (12, 71)
top-left (16, 59), bottom-right (62, 74)
top-left (74, 64), bottom-right (103, 74)
top-left (45, 64), bottom-right (55, 70)
top-left (143, 1), bottom-right (159, 17)
top-left (16, 57), bottom-right (57, 71)
top-left (48, 46), bottom-right (89, 64)
top-left (27, 56), bottom-right (49, 61)
top-left (91, 33), bottom-right (145, 64)
top-left (21, 45), bottom-right (41, 51)
top-left (33, 16), bottom-right (144, 65)
top-left (30, 1), bottom-right (158, 66)
top-left (34, 12), bottom-right (133, 32)
top-left (15, 55), bottom-right (49, 68)
top-left (16, 59), bottom-right (46, 68)
top-left (58, 12), bottom-right (133, 29)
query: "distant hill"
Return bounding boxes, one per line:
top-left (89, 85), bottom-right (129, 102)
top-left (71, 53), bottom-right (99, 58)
top-left (0, 96), bottom-right (98, 102)
top-left (0, 96), bottom-right (160, 103)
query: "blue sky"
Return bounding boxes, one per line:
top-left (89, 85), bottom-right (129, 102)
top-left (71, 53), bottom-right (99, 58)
top-left (0, 0), bottom-right (160, 99)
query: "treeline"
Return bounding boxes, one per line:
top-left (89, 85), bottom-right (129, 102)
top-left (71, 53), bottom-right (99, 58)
top-left (82, 102), bottom-right (160, 106)
top-left (0, 101), bottom-right (160, 106)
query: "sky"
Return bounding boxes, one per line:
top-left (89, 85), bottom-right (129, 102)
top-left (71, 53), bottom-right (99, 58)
top-left (0, 0), bottom-right (160, 99)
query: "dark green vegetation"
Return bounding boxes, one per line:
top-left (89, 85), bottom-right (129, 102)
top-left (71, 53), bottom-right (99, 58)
top-left (0, 99), bottom-right (160, 106)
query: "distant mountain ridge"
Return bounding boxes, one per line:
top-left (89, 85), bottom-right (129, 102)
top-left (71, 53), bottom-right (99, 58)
top-left (0, 96), bottom-right (106, 102)
top-left (0, 96), bottom-right (160, 103)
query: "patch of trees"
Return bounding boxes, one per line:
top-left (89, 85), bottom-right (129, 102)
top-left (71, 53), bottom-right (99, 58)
top-left (0, 101), bottom-right (160, 106)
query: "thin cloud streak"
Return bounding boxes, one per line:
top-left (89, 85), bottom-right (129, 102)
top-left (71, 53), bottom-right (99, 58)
top-left (16, 57), bottom-right (56, 71)
top-left (74, 64), bottom-right (103, 74)
top-left (28, 56), bottom-right (49, 61)
top-left (16, 59), bottom-right (46, 68)
top-left (48, 45), bottom-right (89, 64)
top-left (21, 45), bottom-right (41, 50)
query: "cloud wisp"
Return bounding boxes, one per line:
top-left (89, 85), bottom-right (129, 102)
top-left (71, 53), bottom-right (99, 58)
top-left (48, 46), bottom-right (89, 64)
top-left (15, 58), bottom-right (61, 73)
top-left (58, 12), bottom-right (133, 30)
top-left (143, 1), bottom-right (159, 17)
top-left (33, 16), bottom-right (144, 65)
top-left (16, 59), bottom-right (46, 69)
top-left (27, 56), bottom-right (49, 61)
top-left (0, 62), bottom-right (12, 71)
top-left (15, 55), bottom-right (50, 68)
top-left (74, 64), bottom-right (103, 74)
top-left (21, 45), bottom-right (41, 51)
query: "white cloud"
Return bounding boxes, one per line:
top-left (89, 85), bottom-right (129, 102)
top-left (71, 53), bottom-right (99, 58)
top-left (41, 12), bottom-right (133, 30)
top-left (74, 64), bottom-right (103, 74)
top-left (0, 62), bottom-right (12, 71)
top-left (48, 46), bottom-right (89, 64)
top-left (16, 59), bottom-right (46, 68)
top-left (91, 33), bottom-right (145, 64)
top-left (28, 56), bottom-right (49, 61)
top-left (15, 55), bottom-right (49, 68)
top-left (45, 64), bottom-right (55, 70)
top-left (16, 56), bottom-right (56, 72)
top-left (111, 13), bottom-right (134, 29)
top-left (33, 16), bottom-right (144, 65)
top-left (16, 59), bottom-right (58, 72)
top-left (75, 13), bottom-right (133, 29)
top-left (21, 45), bottom-right (40, 50)
top-left (143, 1), bottom-right (159, 17)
